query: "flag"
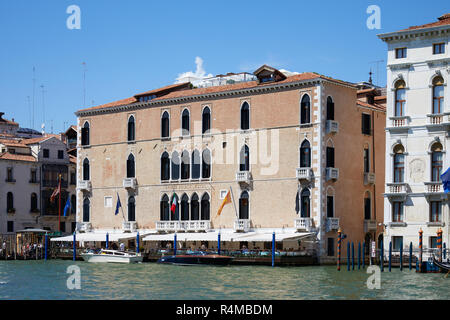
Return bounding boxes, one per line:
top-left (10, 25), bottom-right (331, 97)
top-left (63, 197), bottom-right (71, 217)
top-left (217, 190), bottom-right (231, 217)
top-left (170, 193), bottom-right (177, 213)
top-left (441, 167), bottom-right (450, 193)
top-left (115, 193), bottom-right (122, 215)
top-left (50, 182), bottom-right (61, 203)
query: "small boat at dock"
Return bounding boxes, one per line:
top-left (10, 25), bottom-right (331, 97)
top-left (80, 249), bottom-right (143, 263)
top-left (432, 255), bottom-right (450, 272)
top-left (157, 251), bottom-right (233, 266)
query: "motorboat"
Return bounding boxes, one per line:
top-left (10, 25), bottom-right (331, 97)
top-left (157, 251), bottom-right (233, 266)
top-left (80, 249), bottom-right (143, 263)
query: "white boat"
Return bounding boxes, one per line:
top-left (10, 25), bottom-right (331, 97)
top-left (80, 249), bottom-right (143, 263)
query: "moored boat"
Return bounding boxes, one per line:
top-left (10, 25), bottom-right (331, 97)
top-left (157, 252), bottom-right (233, 266)
top-left (432, 255), bottom-right (450, 272)
top-left (80, 249), bottom-right (143, 263)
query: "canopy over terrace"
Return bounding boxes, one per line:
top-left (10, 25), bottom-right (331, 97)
top-left (50, 231), bottom-right (154, 242)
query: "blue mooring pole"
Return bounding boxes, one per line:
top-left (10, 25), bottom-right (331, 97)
top-left (409, 242), bottom-right (412, 271)
top-left (400, 240), bottom-right (403, 271)
top-left (218, 232), bottom-right (221, 255)
top-left (272, 232), bottom-right (275, 268)
top-left (44, 234), bottom-right (48, 261)
top-left (136, 232), bottom-right (140, 253)
top-left (73, 232), bottom-right (76, 261)
top-left (106, 232), bottom-right (109, 249)
top-left (173, 233), bottom-right (177, 256)
top-left (380, 240), bottom-right (384, 272)
top-left (388, 241), bottom-right (392, 272)
top-left (362, 242), bottom-right (365, 269)
top-left (347, 242), bottom-right (350, 271)
top-left (351, 242), bottom-right (355, 270)
top-left (358, 242), bottom-right (361, 270)
top-left (444, 243), bottom-right (447, 260)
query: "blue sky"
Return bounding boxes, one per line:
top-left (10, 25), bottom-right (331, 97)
top-left (0, 0), bottom-right (448, 133)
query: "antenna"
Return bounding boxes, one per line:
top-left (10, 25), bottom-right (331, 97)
top-left (369, 60), bottom-right (384, 86)
top-left (40, 84), bottom-right (46, 127)
top-left (27, 96), bottom-right (31, 128)
top-left (32, 67), bottom-right (36, 130)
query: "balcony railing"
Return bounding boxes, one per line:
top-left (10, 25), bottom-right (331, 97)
top-left (364, 172), bottom-right (376, 185)
top-left (123, 178), bottom-right (137, 190)
top-left (325, 120), bottom-right (339, 134)
top-left (78, 180), bottom-right (92, 192)
top-left (156, 220), bottom-right (211, 232)
top-left (364, 220), bottom-right (377, 233)
top-left (389, 116), bottom-right (410, 128)
top-left (77, 222), bottom-right (92, 233)
top-left (424, 182), bottom-right (443, 194)
top-left (295, 217), bottom-right (312, 231)
top-left (386, 182), bottom-right (407, 194)
top-left (326, 217), bottom-right (339, 232)
top-left (427, 114), bottom-right (444, 125)
top-left (236, 171), bottom-right (251, 184)
top-left (234, 219), bottom-right (251, 232)
top-left (123, 221), bottom-right (137, 232)
top-left (326, 168), bottom-right (339, 181)
top-left (296, 168), bottom-right (312, 181)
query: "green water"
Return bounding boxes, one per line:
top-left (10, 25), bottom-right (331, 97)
top-left (0, 260), bottom-right (448, 300)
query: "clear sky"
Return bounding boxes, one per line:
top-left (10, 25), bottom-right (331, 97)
top-left (0, 0), bottom-right (448, 133)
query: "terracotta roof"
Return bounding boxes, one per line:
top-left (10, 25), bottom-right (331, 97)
top-left (1, 141), bottom-right (27, 148)
top-left (22, 134), bottom-right (61, 145)
top-left (357, 88), bottom-right (376, 95)
top-left (78, 72), bottom-right (355, 114)
top-left (0, 152), bottom-right (36, 162)
top-left (134, 82), bottom-right (191, 98)
top-left (69, 155), bottom-right (77, 164)
top-left (398, 13), bottom-right (450, 32)
top-left (357, 100), bottom-right (386, 112)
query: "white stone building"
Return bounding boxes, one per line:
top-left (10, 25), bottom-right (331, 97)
top-left (378, 13), bottom-right (450, 252)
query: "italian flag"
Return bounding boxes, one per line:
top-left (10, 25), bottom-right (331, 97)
top-left (170, 193), bottom-right (177, 213)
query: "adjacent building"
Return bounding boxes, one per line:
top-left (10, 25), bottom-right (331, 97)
top-left (75, 65), bottom-right (386, 262)
top-left (378, 13), bottom-right (450, 252)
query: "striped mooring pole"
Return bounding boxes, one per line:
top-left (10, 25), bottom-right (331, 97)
top-left (337, 228), bottom-right (342, 271)
top-left (437, 228), bottom-right (443, 262)
top-left (419, 228), bottom-right (423, 272)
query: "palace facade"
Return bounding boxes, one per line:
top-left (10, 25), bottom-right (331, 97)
top-left (75, 65), bottom-right (386, 262)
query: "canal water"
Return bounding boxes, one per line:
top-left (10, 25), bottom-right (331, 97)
top-left (0, 260), bottom-right (448, 300)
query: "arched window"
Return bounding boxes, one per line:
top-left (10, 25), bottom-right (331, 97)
top-left (202, 149), bottom-right (211, 178)
top-left (127, 115), bottom-right (135, 141)
top-left (326, 188), bottom-right (335, 218)
top-left (170, 194), bottom-right (179, 221)
top-left (81, 121), bottom-right (90, 146)
top-left (300, 140), bottom-right (311, 168)
top-left (432, 77), bottom-right (444, 114)
top-left (395, 80), bottom-right (406, 117)
top-left (83, 198), bottom-right (90, 222)
top-left (171, 151), bottom-right (180, 180)
top-left (181, 150), bottom-right (190, 180)
top-left (161, 152), bottom-right (170, 181)
top-left (326, 97), bottom-right (334, 121)
top-left (182, 109), bottom-right (190, 136)
top-left (71, 194), bottom-right (76, 214)
top-left (191, 193), bottom-right (199, 220)
top-left (128, 196), bottom-right (135, 222)
top-left (83, 158), bottom-right (90, 181)
top-left (431, 142), bottom-right (443, 182)
top-left (202, 107), bottom-right (211, 134)
top-left (393, 144), bottom-right (405, 183)
top-left (6, 192), bottom-right (13, 211)
top-left (239, 145), bottom-right (250, 171)
top-left (31, 193), bottom-right (38, 211)
top-left (201, 193), bottom-right (210, 220)
top-left (191, 150), bottom-right (200, 179)
top-left (160, 194), bottom-right (170, 221)
top-left (239, 191), bottom-right (249, 219)
top-left (300, 189), bottom-right (310, 218)
top-left (181, 194), bottom-right (189, 221)
top-left (127, 154), bottom-right (135, 178)
top-left (300, 94), bottom-right (311, 124)
top-left (161, 111), bottom-right (170, 138)
top-left (364, 192), bottom-right (371, 220)
top-left (326, 144), bottom-right (335, 168)
top-left (241, 102), bottom-right (250, 130)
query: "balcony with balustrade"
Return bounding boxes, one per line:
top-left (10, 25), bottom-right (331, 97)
top-left (426, 113), bottom-right (444, 127)
top-left (123, 221), bottom-right (137, 232)
top-left (424, 182), bottom-right (446, 199)
top-left (326, 217), bottom-right (339, 232)
top-left (326, 168), bottom-right (339, 181)
top-left (364, 172), bottom-right (376, 185)
top-left (385, 182), bottom-right (408, 200)
top-left (295, 217), bottom-right (312, 232)
top-left (78, 180), bottom-right (91, 192)
top-left (388, 116), bottom-right (410, 131)
top-left (123, 177), bottom-right (137, 190)
top-left (236, 171), bottom-right (251, 184)
top-left (156, 220), bottom-right (211, 233)
top-left (325, 120), bottom-right (339, 134)
top-left (364, 220), bottom-right (377, 233)
top-left (77, 222), bottom-right (92, 233)
top-left (234, 219), bottom-right (251, 232)
top-left (296, 167), bottom-right (312, 181)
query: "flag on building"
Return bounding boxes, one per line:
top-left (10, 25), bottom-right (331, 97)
top-left (171, 193), bottom-right (177, 213)
top-left (441, 167), bottom-right (450, 193)
top-left (115, 193), bottom-right (122, 215)
top-left (63, 197), bottom-right (71, 217)
top-left (217, 190), bottom-right (231, 217)
top-left (50, 180), bottom-right (61, 203)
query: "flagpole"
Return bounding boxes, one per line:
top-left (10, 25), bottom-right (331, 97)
top-left (58, 174), bottom-right (61, 232)
top-left (118, 192), bottom-right (126, 222)
top-left (229, 186), bottom-right (238, 219)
